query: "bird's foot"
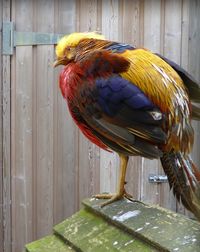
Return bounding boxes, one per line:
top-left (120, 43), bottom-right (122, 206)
top-left (94, 190), bottom-right (133, 207)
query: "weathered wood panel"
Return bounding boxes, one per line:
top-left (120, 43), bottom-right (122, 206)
top-left (0, 2), bottom-right (3, 252)
top-left (76, 0), bottom-right (102, 208)
top-left (119, 0), bottom-right (141, 45)
top-left (35, 0), bottom-right (54, 239)
top-left (189, 0), bottom-right (200, 166)
top-left (159, 0), bottom-right (183, 213)
top-left (11, 1), bottom-right (34, 251)
top-left (100, 0), bottom-right (120, 195)
top-left (2, 1), bottom-right (12, 252)
top-left (1, 1), bottom-right (200, 252)
top-left (53, 0), bottom-right (78, 225)
top-left (140, 0), bottom-right (161, 205)
top-left (120, 0), bottom-right (143, 200)
top-left (177, 0), bottom-right (191, 216)
top-left (187, 0), bottom-right (200, 217)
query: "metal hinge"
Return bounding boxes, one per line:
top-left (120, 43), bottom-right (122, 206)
top-left (2, 21), bottom-right (65, 55)
top-left (148, 175), bottom-right (168, 183)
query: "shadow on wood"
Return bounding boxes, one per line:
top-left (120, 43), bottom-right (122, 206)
top-left (26, 198), bottom-right (200, 252)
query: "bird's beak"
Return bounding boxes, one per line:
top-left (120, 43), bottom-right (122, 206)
top-left (53, 57), bottom-right (69, 67)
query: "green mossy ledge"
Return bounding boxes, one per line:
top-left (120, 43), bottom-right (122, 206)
top-left (26, 198), bottom-right (200, 252)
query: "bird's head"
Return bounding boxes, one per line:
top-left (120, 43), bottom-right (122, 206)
top-left (53, 32), bottom-right (105, 67)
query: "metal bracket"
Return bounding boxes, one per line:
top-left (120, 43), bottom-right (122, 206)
top-left (3, 22), bottom-right (14, 55)
top-left (3, 21), bottom-right (65, 55)
top-left (148, 175), bottom-right (168, 183)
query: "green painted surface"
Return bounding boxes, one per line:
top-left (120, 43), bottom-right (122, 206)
top-left (25, 235), bottom-right (74, 252)
top-left (83, 198), bottom-right (200, 252)
top-left (54, 209), bottom-right (158, 252)
top-left (26, 198), bottom-right (200, 252)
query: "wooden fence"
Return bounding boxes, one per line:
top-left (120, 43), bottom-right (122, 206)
top-left (0, 0), bottom-right (200, 251)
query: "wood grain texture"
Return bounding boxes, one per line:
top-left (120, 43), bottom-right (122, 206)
top-left (35, 0), bottom-right (54, 239)
top-left (159, 0), bottom-right (183, 213)
top-left (13, 46), bottom-right (33, 252)
top-left (126, 157), bottom-right (142, 200)
top-left (119, 0), bottom-right (141, 45)
top-left (102, 0), bottom-right (119, 41)
top-left (100, 0), bottom-right (120, 195)
top-left (140, 0), bottom-right (161, 205)
top-left (53, 0), bottom-right (78, 225)
top-left (2, 1), bottom-right (11, 252)
top-left (76, 0), bottom-right (101, 208)
top-left (189, 0), bottom-right (200, 166)
top-left (0, 2), bottom-right (3, 252)
top-left (120, 0), bottom-right (143, 201)
top-left (187, 0), bottom-right (200, 217)
top-left (36, 45), bottom-right (54, 238)
top-left (76, 0), bottom-right (100, 32)
top-left (143, 0), bottom-right (161, 52)
top-left (11, 1), bottom-right (34, 251)
top-left (163, 0), bottom-right (182, 63)
top-left (176, 0), bottom-right (190, 216)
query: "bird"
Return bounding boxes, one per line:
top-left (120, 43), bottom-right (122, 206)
top-left (54, 32), bottom-right (200, 221)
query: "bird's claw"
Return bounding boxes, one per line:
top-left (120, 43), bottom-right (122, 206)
top-left (93, 190), bottom-right (133, 207)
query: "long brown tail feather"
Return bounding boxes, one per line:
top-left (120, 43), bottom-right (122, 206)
top-left (160, 151), bottom-right (200, 221)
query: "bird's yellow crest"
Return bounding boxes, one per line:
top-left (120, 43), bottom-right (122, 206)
top-left (56, 32), bottom-right (105, 58)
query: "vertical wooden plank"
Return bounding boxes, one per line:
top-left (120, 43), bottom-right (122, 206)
top-left (159, 0), bottom-right (182, 212)
top-left (126, 157), bottom-right (143, 200)
top-left (76, 0), bottom-right (101, 32)
top-left (119, 0), bottom-right (142, 45)
top-left (141, 0), bottom-right (161, 205)
top-left (2, 0), bottom-right (11, 251)
top-left (176, 0), bottom-right (190, 216)
top-left (13, 46), bottom-right (33, 252)
top-left (100, 150), bottom-right (119, 195)
top-left (102, 0), bottom-right (119, 41)
top-left (0, 1), bottom-right (4, 251)
top-left (11, 0), bottom-right (34, 251)
top-left (35, 45), bottom-right (54, 238)
top-left (143, 0), bottom-right (161, 52)
top-left (76, 0), bottom-right (101, 207)
top-left (181, 0), bottom-right (190, 71)
top-left (119, 0), bottom-right (143, 201)
top-left (53, 0), bottom-right (78, 225)
top-left (35, 0), bottom-right (54, 238)
top-left (163, 0), bottom-right (182, 64)
top-left (188, 0), bottom-right (200, 202)
top-left (188, 0), bottom-right (200, 82)
top-left (100, 0), bottom-right (119, 195)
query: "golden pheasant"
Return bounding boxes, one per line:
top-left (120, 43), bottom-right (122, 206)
top-left (54, 32), bottom-right (200, 221)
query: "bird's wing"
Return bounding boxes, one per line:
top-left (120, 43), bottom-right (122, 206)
top-left (155, 53), bottom-right (200, 103)
top-left (76, 76), bottom-right (165, 158)
top-left (70, 50), bottom-right (167, 158)
top-left (120, 49), bottom-right (189, 114)
top-left (75, 46), bottom-right (193, 153)
top-left (118, 48), bottom-right (194, 154)
top-left (155, 53), bottom-right (200, 121)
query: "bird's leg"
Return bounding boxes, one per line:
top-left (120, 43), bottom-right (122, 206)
top-left (94, 154), bottom-right (132, 207)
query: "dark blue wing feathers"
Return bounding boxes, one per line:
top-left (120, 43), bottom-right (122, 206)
top-left (95, 76), bottom-right (155, 117)
top-left (76, 74), bottom-right (166, 155)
